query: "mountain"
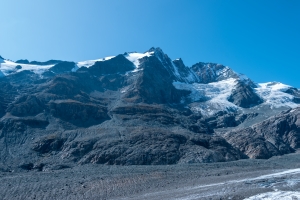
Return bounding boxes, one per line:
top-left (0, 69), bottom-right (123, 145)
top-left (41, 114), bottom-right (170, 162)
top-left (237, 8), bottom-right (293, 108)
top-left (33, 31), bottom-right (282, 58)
top-left (0, 47), bottom-right (299, 170)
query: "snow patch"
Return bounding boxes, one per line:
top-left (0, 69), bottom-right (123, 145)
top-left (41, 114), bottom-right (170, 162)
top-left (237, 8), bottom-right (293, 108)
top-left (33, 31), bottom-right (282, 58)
top-left (174, 78), bottom-right (239, 115)
top-left (0, 60), bottom-right (54, 75)
top-left (77, 56), bottom-right (115, 68)
top-left (125, 52), bottom-right (154, 69)
top-left (255, 82), bottom-right (298, 109)
top-left (244, 191), bottom-right (300, 200)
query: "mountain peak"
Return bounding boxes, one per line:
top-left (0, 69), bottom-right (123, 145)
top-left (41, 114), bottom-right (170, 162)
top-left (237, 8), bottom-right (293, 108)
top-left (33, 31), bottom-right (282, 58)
top-left (0, 56), bottom-right (4, 65)
top-left (146, 47), bottom-right (165, 55)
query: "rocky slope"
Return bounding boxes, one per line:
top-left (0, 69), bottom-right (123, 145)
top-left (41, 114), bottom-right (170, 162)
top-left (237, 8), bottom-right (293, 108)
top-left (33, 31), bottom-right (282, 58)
top-left (0, 48), bottom-right (299, 170)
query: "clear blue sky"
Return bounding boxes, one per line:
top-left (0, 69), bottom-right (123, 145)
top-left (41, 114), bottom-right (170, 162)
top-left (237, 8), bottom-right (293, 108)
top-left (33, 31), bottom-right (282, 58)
top-left (1, 0), bottom-right (299, 87)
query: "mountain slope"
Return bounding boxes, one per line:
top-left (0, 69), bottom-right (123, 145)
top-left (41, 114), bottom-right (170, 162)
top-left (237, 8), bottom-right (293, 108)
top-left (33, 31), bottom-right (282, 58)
top-left (0, 47), bottom-right (299, 169)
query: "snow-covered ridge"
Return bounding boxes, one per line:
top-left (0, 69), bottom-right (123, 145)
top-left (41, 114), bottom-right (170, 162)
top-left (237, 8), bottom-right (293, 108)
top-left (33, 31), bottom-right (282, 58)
top-left (174, 78), bottom-right (299, 115)
top-left (255, 82), bottom-right (298, 109)
top-left (0, 59), bottom-right (54, 76)
top-left (124, 51), bottom-right (155, 73)
top-left (125, 51), bottom-right (154, 69)
top-left (77, 56), bottom-right (115, 68)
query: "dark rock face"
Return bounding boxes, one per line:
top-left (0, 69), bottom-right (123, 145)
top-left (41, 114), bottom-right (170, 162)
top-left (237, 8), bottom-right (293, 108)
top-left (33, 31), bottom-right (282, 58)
top-left (228, 81), bottom-right (263, 108)
top-left (223, 108), bottom-right (300, 159)
top-left (16, 59), bottom-right (63, 65)
top-left (124, 56), bottom-right (190, 104)
top-left (0, 81), bottom-right (18, 117)
top-left (7, 95), bottom-right (44, 117)
top-left (49, 100), bottom-right (110, 127)
top-left (46, 75), bottom-right (87, 96)
top-left (15, 59), bottom-right (30, 64)
top-left (15, 65), bottom-right (22, 70)
top-left (32, 134), bottom-right (65, 154)
top-left (173, 58), bottom-right (199, 83)
top-left (191, 62), bottom-right (238, 83)
top-left (59, 128), bottom-right (245, 165)
top-left (284, 88), bottom-right (300, 103)
top-left (48, 61), bottom-right (76, 74)
top-left (204, 111), bottom-right (258, 129)
top-left (87, 54), bottom-right (135, 76)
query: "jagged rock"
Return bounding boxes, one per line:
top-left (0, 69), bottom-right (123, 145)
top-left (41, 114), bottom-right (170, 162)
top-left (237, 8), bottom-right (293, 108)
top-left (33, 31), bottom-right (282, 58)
top-left (228, 81), bottom-right (263, 108)
top-left (7, 95), bottom-right (44, 117)
top-left (223, 108), bottom-right (300, 159)
top-left (48, 61), bottom-right (76, 74)
top-left (46, 75), bottom-right (87, 96)
top-left (49, 100), bottom-right (110, 127)
top-left (86, 54), bottom-right (135, 76)
top-left (74, 128), bottom-right (244, 165)
top-left (124, 55), bottom-right (190, 103)
top-left (32, 134), bottom-right (65, 154)
top-left (191, 62), bottom-right (239, 83)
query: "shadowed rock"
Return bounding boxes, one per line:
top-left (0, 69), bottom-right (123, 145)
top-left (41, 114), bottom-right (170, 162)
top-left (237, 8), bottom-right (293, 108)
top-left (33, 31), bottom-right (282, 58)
top-left (228, 81), bottom-right (263, 108)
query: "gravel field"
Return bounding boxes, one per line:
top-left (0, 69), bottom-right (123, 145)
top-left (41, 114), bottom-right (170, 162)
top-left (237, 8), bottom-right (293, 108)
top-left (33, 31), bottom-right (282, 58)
top-left (1, 152), bottom-right (300, 200)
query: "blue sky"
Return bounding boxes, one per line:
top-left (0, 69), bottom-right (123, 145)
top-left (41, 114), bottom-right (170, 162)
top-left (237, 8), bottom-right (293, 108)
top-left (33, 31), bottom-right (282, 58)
top-left (1, 0), bottom-right (299, 87)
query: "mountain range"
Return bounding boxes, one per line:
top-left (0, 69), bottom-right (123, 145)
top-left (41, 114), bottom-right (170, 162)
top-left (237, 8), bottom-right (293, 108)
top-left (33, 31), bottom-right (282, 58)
top-left (0, 47), bottom-right (300, 171)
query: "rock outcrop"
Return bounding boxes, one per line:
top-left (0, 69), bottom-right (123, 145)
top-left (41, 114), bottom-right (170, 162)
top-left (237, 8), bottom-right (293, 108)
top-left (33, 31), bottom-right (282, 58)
top-left (223, 108), bottom-right (300, 159)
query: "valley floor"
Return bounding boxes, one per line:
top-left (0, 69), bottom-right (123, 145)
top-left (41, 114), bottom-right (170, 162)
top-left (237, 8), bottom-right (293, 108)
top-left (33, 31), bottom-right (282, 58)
top-left (1, 153), bottom-right (300, 200)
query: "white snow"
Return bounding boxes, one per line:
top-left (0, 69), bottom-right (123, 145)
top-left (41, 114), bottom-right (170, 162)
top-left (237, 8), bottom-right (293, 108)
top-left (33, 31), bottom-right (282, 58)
top-left (125, 52), bottom-right (154, 69)
top-left (244, 191), bottom-right (300, 200)
top-left (174, 78), bottom-right (239, 115)
top-left (0, 59), bottom-right (54, 75)
top-left (255, 82), bottom-right (298, 109)
top-left (77, 56), bottom-right (115, 68)
top-left (254, 168), bottom-right (300, 180)
top-left (168, 168), bottom-right (300, 200)
top-left (174, 77), bottom-right (299, 115)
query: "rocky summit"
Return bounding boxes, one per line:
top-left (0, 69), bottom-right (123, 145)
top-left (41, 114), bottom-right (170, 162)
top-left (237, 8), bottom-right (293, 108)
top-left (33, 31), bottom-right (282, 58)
top-left (0, 47), bottom-right (300, 170)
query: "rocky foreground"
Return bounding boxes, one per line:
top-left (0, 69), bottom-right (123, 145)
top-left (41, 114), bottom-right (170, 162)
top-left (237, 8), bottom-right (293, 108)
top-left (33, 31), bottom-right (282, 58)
top-left (1, 152), bottom-right (300, 200)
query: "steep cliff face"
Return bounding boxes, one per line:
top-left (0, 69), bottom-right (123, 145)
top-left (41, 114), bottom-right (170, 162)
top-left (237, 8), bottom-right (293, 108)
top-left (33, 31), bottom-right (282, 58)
top-left (228, 80), bottom-right (263, 108)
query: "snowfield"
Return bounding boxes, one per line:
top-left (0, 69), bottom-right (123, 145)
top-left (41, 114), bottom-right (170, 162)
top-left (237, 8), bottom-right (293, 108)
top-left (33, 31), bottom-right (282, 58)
top-left (0, 59), bottom-right (54, 76)
top-left (174, 78), bottom-right (298, 116)
top-left (77, 56), bottom-right (115, 68)
top-left (255, 82), bottom-right (298, 109)
top-left (173, 78), bottom-right (239, 115)
top-left (125, 51), bottom-right (154, 69)
top-left (244, 191), bottom-right (300, 200)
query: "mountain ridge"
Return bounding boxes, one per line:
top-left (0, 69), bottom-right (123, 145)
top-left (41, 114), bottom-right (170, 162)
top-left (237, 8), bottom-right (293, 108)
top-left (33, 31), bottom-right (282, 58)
top-left (0, 47), bottom-right (299, 169)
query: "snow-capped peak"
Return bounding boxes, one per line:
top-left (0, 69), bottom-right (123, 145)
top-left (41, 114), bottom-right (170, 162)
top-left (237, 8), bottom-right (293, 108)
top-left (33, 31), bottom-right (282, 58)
top-left (77, 56), bottom-right (115, 68)
top-left (124, 51), bottom-right (154, 68)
